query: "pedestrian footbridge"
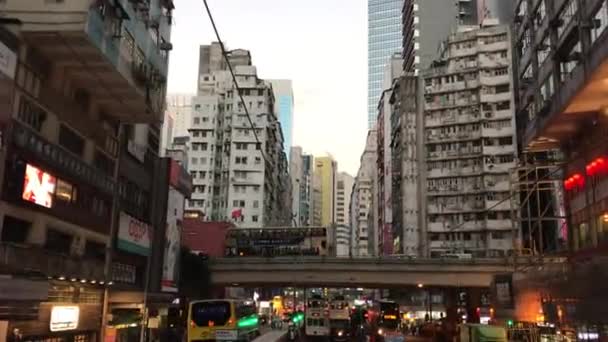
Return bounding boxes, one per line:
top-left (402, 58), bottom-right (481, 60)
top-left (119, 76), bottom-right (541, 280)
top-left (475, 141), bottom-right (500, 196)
top-left (208, 256), bottom-right (560, 288)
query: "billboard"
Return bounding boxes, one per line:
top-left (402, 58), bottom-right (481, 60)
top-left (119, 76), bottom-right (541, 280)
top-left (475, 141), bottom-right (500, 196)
top-left (22, 164), bottom-right (56, 208)
top-left (117, 212), bottom-right (151, 256)
top-left (162, 188), bottom-right (184, 292)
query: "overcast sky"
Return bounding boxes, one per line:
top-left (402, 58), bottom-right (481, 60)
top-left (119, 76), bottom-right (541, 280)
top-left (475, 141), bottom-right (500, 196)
top-left (167, 0), bottom-right (368, 175)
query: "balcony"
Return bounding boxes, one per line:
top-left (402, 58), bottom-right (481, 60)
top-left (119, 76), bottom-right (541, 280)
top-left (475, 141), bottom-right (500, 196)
top-left (478, 40), bottom-right (508, 52)
top-left (450, 46), bottom-right (478, 58)
top-left (524, 18), bottom-right (608, 149)
top-left (481, 125), bottom-right (514, 138)
top-left (486, 219), bottom-right (512, 230)
top-left (486, 200), bottom-right (511, 211)
top-left (10, 119), bottom-right (116, 196)
top-left (479, 55), bottom-right (510, 68)
top-left (0, 242), bottom-right (105, 281)
top-left (483, 145), bottom-right (514, 155)
top-left (480, 92), bottom-right (511, 103)
top-left (428, 220), bottom-right (484, 232)
top-left (0, 0), bottom-right (172, 123)
top-left (480, 74), bottom-right (510, 87)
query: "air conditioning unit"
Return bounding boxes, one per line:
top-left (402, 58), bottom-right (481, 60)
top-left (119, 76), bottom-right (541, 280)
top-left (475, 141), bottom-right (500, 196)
top-left (160, 42), bottom-right (173, 51)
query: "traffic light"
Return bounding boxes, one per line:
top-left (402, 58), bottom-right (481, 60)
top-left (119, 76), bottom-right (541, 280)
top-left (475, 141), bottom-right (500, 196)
top-left (507, 319), bottom-right (514, 327)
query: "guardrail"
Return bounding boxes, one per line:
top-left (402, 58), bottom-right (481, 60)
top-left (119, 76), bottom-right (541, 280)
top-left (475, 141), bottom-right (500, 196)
top-left (0, 242), bottom-right (105, 280)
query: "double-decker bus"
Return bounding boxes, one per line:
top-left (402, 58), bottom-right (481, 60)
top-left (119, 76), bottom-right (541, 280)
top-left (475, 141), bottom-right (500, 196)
top-left (188, 299), bottom-right (260, 342)
top-left (329, 295), bottom-right (351, 341)
top-left (224, 226), bottom-right (329, 257)
top-left (368, 300), bottom-right (402, 342)
top-left (305, 295), bottom-right (330, 337)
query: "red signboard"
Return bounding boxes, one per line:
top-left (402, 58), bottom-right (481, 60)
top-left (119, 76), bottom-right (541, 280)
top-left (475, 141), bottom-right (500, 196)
top-left (169, 159), bottom-right (192, 196)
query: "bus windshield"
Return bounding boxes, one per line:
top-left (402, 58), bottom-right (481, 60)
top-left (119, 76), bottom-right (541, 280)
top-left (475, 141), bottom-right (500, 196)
top-left (191, 301), bottom-right (231, 327)
top-left (331, 319), bottom-right (350, 329)
top-left (380, 319), bottom-right (399, 330)
top-left (308, 300), bottom-right (324, 308)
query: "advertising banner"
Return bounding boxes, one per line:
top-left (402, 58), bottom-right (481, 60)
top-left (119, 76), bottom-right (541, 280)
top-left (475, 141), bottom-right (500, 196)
top-left (162, 188), bottom-right (183, 292)
top-left (117, 212), bottom-right (151, 256)
top-left (169, 159), bottom-right (192, 196)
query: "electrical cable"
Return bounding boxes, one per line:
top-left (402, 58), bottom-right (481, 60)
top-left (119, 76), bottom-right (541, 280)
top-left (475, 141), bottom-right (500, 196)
top-left (202, 0), bottom-right (272, 167)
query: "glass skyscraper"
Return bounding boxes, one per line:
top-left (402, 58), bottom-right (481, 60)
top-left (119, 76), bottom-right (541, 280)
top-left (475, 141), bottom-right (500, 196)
top-left (368, 0), bottom-right (402, 128)
top-left (269, 80), bottom-right (294, 160)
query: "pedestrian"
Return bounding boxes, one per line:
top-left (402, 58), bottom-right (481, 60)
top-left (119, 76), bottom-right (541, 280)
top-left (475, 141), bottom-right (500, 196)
top-left (7, 328), bottom-right (23, 342)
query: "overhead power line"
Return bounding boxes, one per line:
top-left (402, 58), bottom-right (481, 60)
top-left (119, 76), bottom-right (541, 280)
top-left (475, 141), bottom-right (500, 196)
top-left (202, 0), bottom-right (271, 166)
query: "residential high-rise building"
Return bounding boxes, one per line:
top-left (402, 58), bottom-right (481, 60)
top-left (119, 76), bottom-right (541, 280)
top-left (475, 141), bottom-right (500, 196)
top-left (478, 0), bottom-right (515, 23)
top-left (312, 172), bottom-right (323, 227)
top-left (402, 0), bottom-right (480, 74)
top-left (376, 54), bottom-right (402, 255)
top-left (350, 130), bottom-right (378, 256)
top-left (390, 74), bottom-right (423, 256)
top-left (335, 172), bottom-right (354, 226)
top-left (187, 43), bottom-right (291, 227)
top-left (269, 80), bottom-right (294, 160)
top-left (0, 0), bottom-right (176, 339)
top-left (368, 0), bottom-right (403, 128)
top-left (165, 94), bottom-right (195, 142)
top-left (290, 146), bottom-right (315, 226)
top-left (314, 155), bottom-right (338, 226)
top-left (421, 22), bottom-right (517, 257)
top-left (335, 224), bottom-right (351, 257)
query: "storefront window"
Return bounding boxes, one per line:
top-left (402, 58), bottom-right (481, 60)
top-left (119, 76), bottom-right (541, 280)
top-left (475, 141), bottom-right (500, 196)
top-left (598, 214), bottom-right (608, 244)
top-left (579, 222), bottom-right (592, 249)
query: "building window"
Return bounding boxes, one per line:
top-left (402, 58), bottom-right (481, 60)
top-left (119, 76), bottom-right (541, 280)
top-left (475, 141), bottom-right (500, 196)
top-left (536, 34), bottom-right (551, 66)
top-left (253, 200), bottom-right (259, 208)
top-left (1, 216), bottom-right (30, 243)
top-left (521, 26), bottom-right (532, 56)
top-left (59, 124), bottom-right (85, 157)
top-left (591, 2), bottom-right (608, 44)
top-left (94, 150), bottom-right (115, 176)
top-left (539, 75), bottom-right (554, 104)
top-left (560, 41), bottom-right (582, 83)
top-left (56, 179), bottom-right (77, 203)
top-left (252, 215), bottom-right (258, 222)
top-left (45, 228), bottom-right (72, 255)
top-left (534, 0), bottom-right (546, 27)
top-left (557, 0), bottom-right (578, 38)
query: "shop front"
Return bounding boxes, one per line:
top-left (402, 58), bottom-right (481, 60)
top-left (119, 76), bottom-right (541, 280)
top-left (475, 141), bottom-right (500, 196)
top-left (10, 302), bottom-right (102, 342)
top-left (106, 291), bottom-right (179, 342)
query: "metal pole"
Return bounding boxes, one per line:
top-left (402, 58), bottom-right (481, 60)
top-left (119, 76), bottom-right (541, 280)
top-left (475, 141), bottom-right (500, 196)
top-left (139, 225), bottom-right (155, 342)
top-left (100, 123), bottom-right (124, 342)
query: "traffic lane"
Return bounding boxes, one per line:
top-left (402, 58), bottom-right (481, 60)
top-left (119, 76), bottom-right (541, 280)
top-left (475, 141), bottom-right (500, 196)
top-left (253, 328), bottom-right (287, 342)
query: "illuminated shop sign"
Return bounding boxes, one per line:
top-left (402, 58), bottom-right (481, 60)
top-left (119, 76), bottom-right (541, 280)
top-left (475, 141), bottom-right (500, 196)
top-left (50, 306), bottom-right (79, 332)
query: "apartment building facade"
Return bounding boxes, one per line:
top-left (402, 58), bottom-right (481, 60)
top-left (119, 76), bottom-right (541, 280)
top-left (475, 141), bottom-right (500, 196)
top-left (390, 74), bottom-right (424, 256)
top-left (290, 146), bottom-right (315, 226)
top-left (335, 172), bottom-right (354, 226)
top-left (350, 130), bottom-right (378, 257)
top-left (186, 44), bottom-right (291, 228)
top-left (314, 155), bottom-right (338, 226)
top-left (0, 0), bottom-right (176, 340)
top-left (402, 0), bottom-right (480, 74)
top-left (422, 22), bottom-right (517, 258)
